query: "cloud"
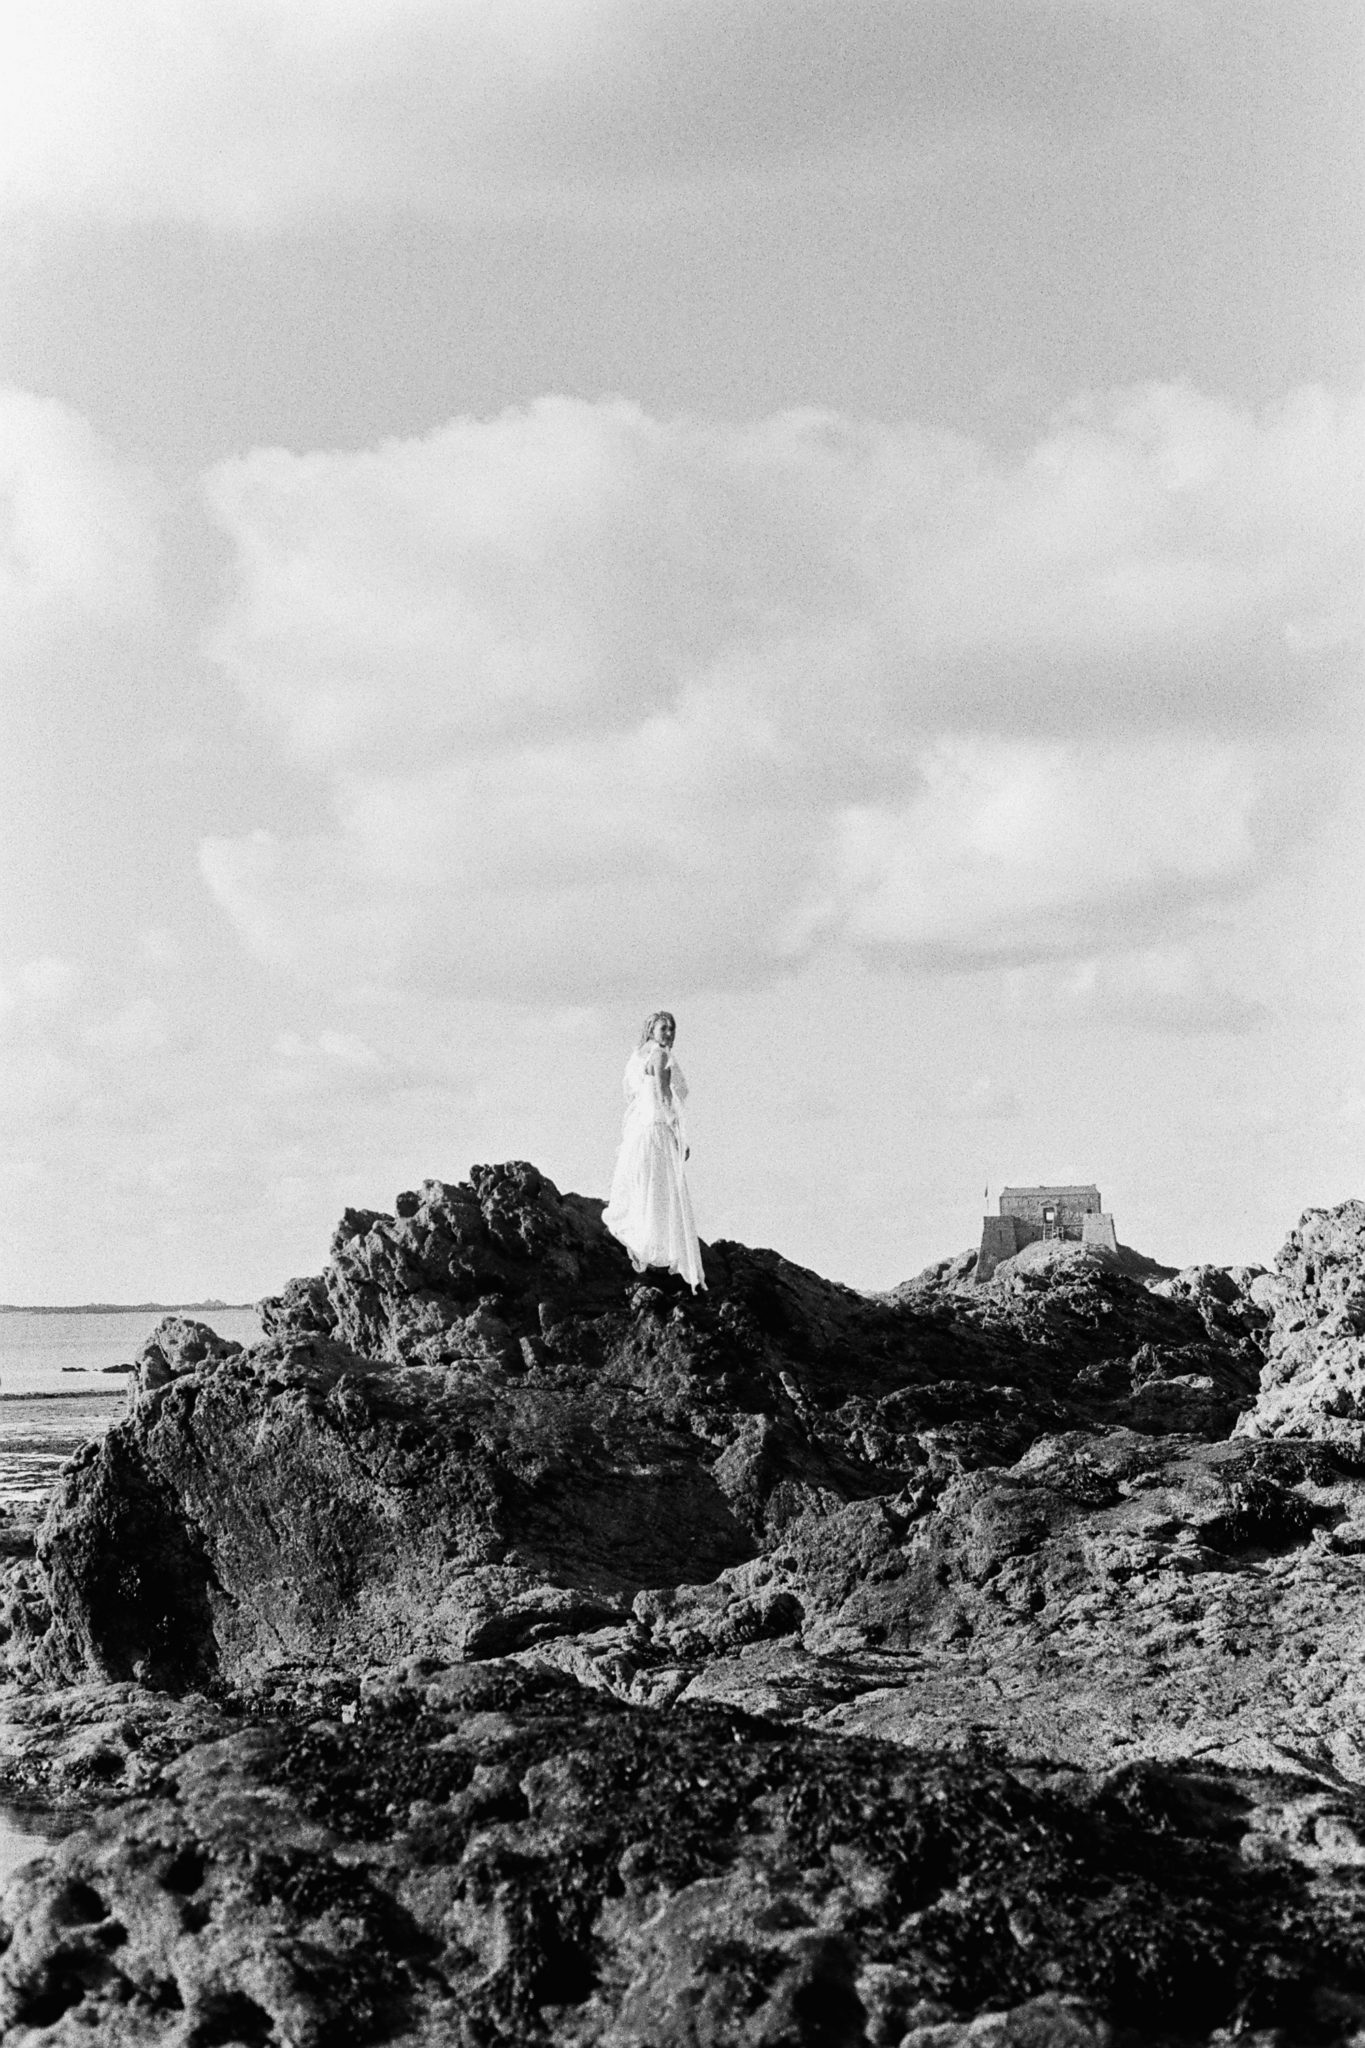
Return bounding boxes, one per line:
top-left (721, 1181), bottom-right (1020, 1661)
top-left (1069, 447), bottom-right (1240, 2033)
top-left (0, 960), bottom-right (94, 1127)
top-left (138, 929), bottom-right (182, 970)
top-left (1057, 948), bottom-right (1269, 1035)
top-left (83, 997), bottom-right (173, 1057)
top-left (273, 1029), bottom-right (382, 1069)
top-left (0, 0), bottom-right (1200, 230)
top-left (0, 964), bottom-right (182, 1124)
top-left (15, 956), bottom-right (82, 1004)
top-left (256, 1027), bottom-right (397, 1102)
top-left (0, 389), bottom-right (159, 653)
top-left (792, 733), bottom-right (1270, 966)
top-left (941, 1075), bottom-right (1022, 1120)
top-left (199, 381), bottom-right (1364, 1002)
top-left (0, 1045), bottom-right (93, 1130)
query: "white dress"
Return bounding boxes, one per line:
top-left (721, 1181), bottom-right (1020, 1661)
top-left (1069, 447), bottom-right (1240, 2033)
top-left (603, 1045), bottom-right (705, 1290)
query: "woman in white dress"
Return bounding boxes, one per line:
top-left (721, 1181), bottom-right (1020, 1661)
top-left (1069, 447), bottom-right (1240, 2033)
top-left (603, 1011), bottom-right (706, 1291)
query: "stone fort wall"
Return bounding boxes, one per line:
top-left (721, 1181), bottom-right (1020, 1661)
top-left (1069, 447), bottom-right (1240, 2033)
top-left (976, 1185), bottom-right (1118, 1283)
top-left (998, 1185), bottom-right (1103, 1226)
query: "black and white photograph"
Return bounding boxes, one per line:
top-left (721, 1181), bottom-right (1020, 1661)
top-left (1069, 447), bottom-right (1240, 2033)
top-left (0, 3), bottom-right (1361, 2041)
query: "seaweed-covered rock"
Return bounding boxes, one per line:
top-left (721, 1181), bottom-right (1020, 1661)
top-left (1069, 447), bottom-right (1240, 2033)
top-left (4, 1662), bottom-right (1365, 2047)
top-left (12, 1187), bottom-right (1365, 2038)
top-left (0, 1681), bottom-right (232, 1799)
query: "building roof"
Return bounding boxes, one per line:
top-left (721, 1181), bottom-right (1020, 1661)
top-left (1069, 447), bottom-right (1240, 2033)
top-left (999, 1185), bottom-right (1101, 1200)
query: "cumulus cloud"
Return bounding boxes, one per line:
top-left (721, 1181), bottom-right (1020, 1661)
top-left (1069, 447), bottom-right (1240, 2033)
top-left (199, 381), bottom-right (1364, 1003)
top-left (273, 1029), bottom-right (381, 1069)
top-left (0, 960), bottom-right (90, 1129)
top-left (83, 997), bottom-right (173, 1057)
top-left (15, 956), bottom-right (82, 1004)
top-left (0, 1045), bottom-right (93, 1130)
top-left (256, 1028), bottom-right (396, 1102)
top-left (940, 1075), bottom-right (1021, 1121)
top-left (792, 734), bottom-right (1268, 966)
top-left (0, 962), bottom-right (185, 1130)
top-left (1057, 948), bottom-right (1269, 1035)
top-left (0, 389), bottom-right (159, 652)
top-left (0, 0), bottom-right (1197, 230)
top-left (137, 929), bottom-right (182, 970)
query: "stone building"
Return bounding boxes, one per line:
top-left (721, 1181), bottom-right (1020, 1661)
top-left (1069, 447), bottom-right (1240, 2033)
top-left (976, 1184), bottom-right (1117, 1283)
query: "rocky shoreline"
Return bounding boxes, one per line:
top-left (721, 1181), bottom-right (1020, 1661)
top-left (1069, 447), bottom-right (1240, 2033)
top-left (2, 1165), bottom-right (1365, 2043)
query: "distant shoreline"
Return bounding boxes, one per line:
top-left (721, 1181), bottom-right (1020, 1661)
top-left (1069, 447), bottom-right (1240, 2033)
top-left (0, 1389), bottom-right (129, 1402)
top-left (0, 1304), bottom-right (255, 1316)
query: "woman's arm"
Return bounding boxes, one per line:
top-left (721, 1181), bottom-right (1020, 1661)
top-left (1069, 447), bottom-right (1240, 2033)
top-left (643, 1048), bottom-right (674, 1111)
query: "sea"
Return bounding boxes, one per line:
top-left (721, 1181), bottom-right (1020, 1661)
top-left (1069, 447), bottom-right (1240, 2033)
top-left (0, 1306), bottom-right (266, 1878)
top-left (0, 1307), bottom-right (264, 1511)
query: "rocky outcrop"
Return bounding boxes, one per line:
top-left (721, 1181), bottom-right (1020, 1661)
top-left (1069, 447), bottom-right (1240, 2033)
top-left (33, 1164), bottom-right (1267, 1696)
top-left (1235, 1200), bottom-right (1365, 1454)
top-left (13, 1172), bottom-right (1365, 2041)
top-left (985, 1239), bottom-right (1175, 1288)
top-left (0, 1682), bottom-right (232, 1800)
top-left (6, 1660), bottom-right (1365, 2047)
top-left (0, 1506), bottom-right (52, 1689)
top-left (130, 1316), bottom-right (244, 1400)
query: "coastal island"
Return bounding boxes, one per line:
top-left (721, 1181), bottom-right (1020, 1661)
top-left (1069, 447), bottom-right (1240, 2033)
top-left (0, 1302), bottom-right (251, 1316)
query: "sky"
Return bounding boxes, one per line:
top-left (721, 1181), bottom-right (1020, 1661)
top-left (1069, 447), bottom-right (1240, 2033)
top-left (0, 0), bottom-right (1361, 1301)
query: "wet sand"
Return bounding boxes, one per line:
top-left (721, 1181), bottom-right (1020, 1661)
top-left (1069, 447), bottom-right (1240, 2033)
top-left (0, 1392), bottom-right (127, 1508)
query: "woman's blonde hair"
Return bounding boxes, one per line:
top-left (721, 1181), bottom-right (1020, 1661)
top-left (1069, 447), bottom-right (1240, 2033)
top-left (639, 1010), bottom-right (676, 1047)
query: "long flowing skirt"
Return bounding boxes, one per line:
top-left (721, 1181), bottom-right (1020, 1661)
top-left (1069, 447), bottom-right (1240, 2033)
top-left (603, 1120), bottom-right (705, 1290)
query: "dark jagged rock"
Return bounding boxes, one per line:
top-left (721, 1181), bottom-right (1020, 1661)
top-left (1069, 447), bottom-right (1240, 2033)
top-left (0, 1505), bottom-right (50, 1691)
top-left (0, 1681), bottom-right (232, 1800)
top-left (33, 1165), bottom-right (1266, 1696)
top-left (130, 1314), bottom-right (244, 1399)
top-left (6, 1660), bottom-right (1365, 2048)
top-left (13, 1173), bottom-right (1365, 2041)
top-left (1236, 1199), bottom-right (1365, 1453)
